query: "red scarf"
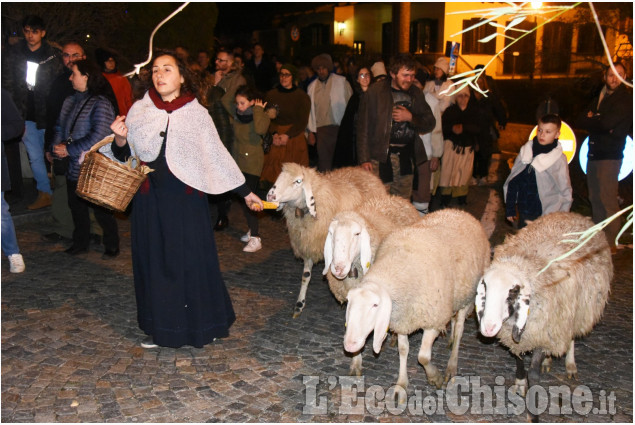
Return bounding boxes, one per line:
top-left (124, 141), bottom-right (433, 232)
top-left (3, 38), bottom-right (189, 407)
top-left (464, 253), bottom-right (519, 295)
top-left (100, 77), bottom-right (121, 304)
top-left (148, 87), bottom-right (196, 112)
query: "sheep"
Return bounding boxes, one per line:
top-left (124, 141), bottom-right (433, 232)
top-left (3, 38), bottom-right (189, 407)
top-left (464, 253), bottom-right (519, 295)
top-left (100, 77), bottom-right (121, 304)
top-left (475, 212), bottom-right (612, 413)
top-left (323, 195), bottom-right (422, 302)
top-left (344, 209), bottom-right (490, 400)
top-left (266, 162), bottom-right (388, 317)
top-left (322, 195), bottom-right (421, 376)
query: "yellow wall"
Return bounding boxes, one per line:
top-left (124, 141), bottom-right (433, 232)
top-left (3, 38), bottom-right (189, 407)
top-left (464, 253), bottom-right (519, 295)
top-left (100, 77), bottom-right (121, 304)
top-left (442, 2), bottom-right (510, 76)
top-left (334, 5), bottom-right (355, 46)
top-left (351, 3), bottom-right (393, 52)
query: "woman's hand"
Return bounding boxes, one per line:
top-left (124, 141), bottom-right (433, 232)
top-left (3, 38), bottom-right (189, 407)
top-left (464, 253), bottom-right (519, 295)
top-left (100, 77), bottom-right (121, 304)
top-left (254, 99), bottom-right (267, 109)
top-left (245, 192), bottom-right (264, 211)
top-left (53, 143), bottom-right (69, 158)
top-left (110, 116), bottom-right (128, 146)
top-left (307, 132), bottom-right (316, 146)
top-left (277, 133), bottom-right (289, 146)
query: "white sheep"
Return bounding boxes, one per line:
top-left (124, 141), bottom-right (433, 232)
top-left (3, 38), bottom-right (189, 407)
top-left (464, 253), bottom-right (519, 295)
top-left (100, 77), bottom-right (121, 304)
top-left (323, 195), bottom-right (422, 302)
top-left (266, 162), bottom-right (387, 317)
top-left (475, 212), bottom-right (612, 402)
top-left (344, 209), bottom-right (490, 398)
top-left (322, 195), bottom-right (421, 376)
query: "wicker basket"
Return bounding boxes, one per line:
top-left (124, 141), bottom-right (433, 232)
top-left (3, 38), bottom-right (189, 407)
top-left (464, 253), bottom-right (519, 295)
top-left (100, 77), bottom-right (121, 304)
top-left (76, 135), bottom-right (148, 212)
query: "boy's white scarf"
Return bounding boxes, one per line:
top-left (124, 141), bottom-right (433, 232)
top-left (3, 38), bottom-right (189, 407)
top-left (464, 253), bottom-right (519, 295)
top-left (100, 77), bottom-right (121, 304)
top-left (519, 140), bottom-right (564, 173)
top-left (125, 92), bottom-right (245, 195)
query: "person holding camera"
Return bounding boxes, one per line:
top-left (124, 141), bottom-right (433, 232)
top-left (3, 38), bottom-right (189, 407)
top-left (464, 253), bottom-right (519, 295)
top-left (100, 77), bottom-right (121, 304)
top-left (51, 59), bottom-right (119, 257)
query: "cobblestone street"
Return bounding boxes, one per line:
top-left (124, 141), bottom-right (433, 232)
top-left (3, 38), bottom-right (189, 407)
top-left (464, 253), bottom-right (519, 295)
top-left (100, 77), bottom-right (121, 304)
top-left (1, 151), bottom-right (632, 422)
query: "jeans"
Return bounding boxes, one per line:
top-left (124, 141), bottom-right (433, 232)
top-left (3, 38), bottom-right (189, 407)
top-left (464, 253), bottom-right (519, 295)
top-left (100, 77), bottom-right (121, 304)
top-left (23, 121), bottom-right (52, 194)
top-left (1, 192), bottom-right (20, 256)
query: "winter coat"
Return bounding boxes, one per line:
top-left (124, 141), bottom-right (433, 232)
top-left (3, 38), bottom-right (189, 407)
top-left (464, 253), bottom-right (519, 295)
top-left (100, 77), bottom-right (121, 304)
top-left (2, 88), bottom-right (25, 192)
top-left (51, 91), bottom-right (115, 181)
top-left (504, 138), bottom-right (572, 216)
top-left (307, 73), bottom-right (353, 132)
top-left (231, 106), bottom-right (270, 177)
top-left (357, 78), bottom-right (435, 166)
top-left (576, 83), bottom-right (633, 161)
top-left (1, 40), bottom-right (63, 129)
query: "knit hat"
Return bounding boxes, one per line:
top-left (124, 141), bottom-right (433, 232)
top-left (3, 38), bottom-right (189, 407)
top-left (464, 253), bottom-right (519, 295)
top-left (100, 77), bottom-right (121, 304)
top-left (370, 61), bottom-right (387, 77)
top-left (434, 57), bottom-right (450, 75)
top-left (280, 63), bottom-right (298, 80)
top-left (311, 53), bottom-right (333, 72)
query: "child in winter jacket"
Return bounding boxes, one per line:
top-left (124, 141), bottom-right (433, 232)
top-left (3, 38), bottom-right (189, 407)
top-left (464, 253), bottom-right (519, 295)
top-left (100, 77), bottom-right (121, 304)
top-left (230, 85), bottom-right (270, 252)
top-left (504, 114), bottom-right (572, 229)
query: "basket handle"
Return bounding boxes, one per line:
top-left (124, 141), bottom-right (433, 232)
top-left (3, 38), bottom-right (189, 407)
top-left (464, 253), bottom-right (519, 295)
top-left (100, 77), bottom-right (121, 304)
top-left (88, 134), bottom-right (116, 154)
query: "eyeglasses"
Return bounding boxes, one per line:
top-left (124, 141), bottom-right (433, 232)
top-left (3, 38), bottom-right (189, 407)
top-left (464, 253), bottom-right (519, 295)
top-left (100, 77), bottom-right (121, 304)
top-left (215, 58), bottom-right (228, 63)
top-left (279, 72), bottom-right (293, 78)
top-left (359, 73), bottom-right (370, 79)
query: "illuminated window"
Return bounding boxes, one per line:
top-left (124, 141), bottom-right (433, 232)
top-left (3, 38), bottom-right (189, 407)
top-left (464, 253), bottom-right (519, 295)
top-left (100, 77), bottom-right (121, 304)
top-left (353, 41), bottom-right (365, 55)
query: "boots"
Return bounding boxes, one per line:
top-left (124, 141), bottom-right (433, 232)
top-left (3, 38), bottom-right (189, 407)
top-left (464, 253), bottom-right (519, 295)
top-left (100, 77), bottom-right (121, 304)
top-left (27, 191), bottom-right (52, 210)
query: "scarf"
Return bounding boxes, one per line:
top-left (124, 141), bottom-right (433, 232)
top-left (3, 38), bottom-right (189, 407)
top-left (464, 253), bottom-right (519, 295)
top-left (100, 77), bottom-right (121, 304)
top-left (235, 106), bottom-right (254, 124)
top-left (518, 138), bottom-right (564, 173)
top-left (148, 87), bottom-right (196, 112)
top-left (125, 91), bottom-right (245, 194)
top-left (531, 137), bottom-right (558, 157)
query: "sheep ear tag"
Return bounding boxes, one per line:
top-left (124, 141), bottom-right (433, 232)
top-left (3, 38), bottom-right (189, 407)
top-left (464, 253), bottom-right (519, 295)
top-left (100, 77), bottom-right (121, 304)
top-left (360, 228), bottom-right (372, 274)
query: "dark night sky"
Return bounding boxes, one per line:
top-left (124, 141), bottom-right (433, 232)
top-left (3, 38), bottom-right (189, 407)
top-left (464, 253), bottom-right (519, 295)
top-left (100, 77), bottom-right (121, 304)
top-left (214, 2), bottom-right (324, 35)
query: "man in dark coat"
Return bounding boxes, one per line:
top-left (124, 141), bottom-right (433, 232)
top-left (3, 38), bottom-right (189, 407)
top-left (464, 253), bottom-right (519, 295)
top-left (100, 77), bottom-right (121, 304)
top-left (357, 53), bottom-right (435, 199)
top-left (576, 62), bottom-right (633, 252)
top-left (1, 15), bottom-right (62, 210)
top-left (245, 43), bottom-right (277, 94)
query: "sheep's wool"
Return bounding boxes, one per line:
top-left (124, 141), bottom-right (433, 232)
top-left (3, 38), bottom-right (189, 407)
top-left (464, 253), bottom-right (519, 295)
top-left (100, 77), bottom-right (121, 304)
top-left (125, 92), bottom-right (245, 195)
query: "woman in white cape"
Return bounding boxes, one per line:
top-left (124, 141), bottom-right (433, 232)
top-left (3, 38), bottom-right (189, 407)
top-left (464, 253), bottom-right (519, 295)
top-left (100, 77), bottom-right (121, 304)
top-left (110, 51), bottom-right (262, 349)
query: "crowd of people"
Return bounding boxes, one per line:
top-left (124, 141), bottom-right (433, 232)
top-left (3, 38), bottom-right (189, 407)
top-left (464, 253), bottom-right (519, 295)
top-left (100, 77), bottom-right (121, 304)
top-left (2, 14), bottom-right (632, 349)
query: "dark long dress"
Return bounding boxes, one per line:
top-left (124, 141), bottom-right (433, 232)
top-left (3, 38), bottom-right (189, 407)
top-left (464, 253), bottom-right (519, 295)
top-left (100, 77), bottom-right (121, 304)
top-left (125, 138), bottom-right (236, 348)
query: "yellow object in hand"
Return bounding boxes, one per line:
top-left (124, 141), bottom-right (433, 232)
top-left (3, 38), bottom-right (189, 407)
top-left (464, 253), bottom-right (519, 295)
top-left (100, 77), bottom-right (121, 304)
top-left (262, 201), bottom-right (279, 209)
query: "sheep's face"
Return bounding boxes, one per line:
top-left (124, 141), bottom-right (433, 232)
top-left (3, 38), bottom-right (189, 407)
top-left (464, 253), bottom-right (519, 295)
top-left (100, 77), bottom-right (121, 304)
top-left (267, 171), bottom-right (304, 205)
top-left (344, 284), bottom-right (391, 354)
top-left (267, 166), bottom-right (317, 217)
top-left (323, 216), bottom-right (371, 279)
top-left (476, 264), bottom-right (531, 342)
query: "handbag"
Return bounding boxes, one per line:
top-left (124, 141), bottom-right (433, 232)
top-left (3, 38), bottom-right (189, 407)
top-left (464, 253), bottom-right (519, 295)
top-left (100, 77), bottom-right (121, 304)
top-left (262, 132), bottom-right (275, 154)
top-left (52, 95), bottom-right (93, 176)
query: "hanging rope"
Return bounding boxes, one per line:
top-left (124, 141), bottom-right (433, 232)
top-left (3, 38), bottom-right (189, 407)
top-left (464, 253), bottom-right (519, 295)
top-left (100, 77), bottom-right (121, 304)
top-left (123, 2), bottom-right (190, 77)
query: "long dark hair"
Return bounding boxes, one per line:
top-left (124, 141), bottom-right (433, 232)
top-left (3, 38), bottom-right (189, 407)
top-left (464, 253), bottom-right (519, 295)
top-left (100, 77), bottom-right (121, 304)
top-left (73, 59), bottom-right (119, 114)
top-left (152, 49), bottom-right (200, 98)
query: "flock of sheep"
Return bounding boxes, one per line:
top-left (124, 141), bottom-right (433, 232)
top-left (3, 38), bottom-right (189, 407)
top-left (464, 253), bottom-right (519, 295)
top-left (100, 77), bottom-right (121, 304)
top-left (265, 163), bottom-right (613, 418)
